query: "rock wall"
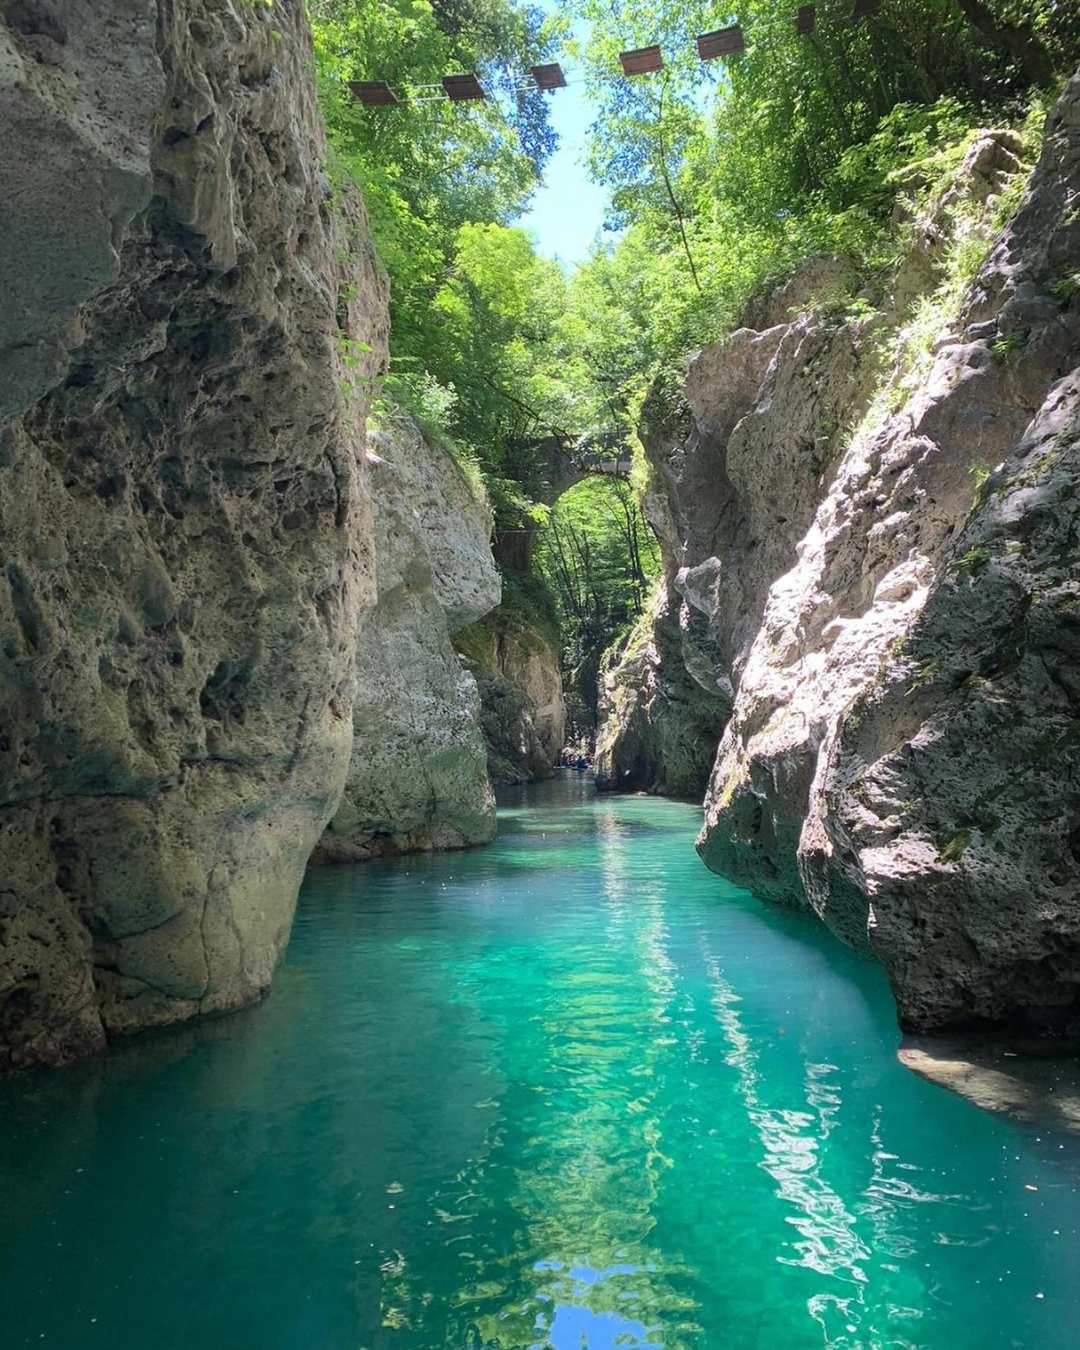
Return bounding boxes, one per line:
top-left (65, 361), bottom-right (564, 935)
top-left (499, 629), bottom-right (566, 763)
top-left (594, 585), bottom-right (727, 798)
top-left (314, 414), bottom-right (500, 860)
top-left (592, 266), bottom-right (845, 797)
top-left (602, 77), bottom-right (1080, 1036)
top-left (0, 1), bottom-right (387, 1069)
top-left (457, 619), bottom-right (566, 784)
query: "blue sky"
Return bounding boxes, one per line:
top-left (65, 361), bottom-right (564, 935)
top-left (514, 2), bottom-right (609, 266)
top-left (517, 73), bottom-right (609, 265)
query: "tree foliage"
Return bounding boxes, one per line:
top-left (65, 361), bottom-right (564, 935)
top-left (308, 0), bottom-right (1079, 741)
top-left (535, 477), bottom-right (660, 735)
top-left (310, 0), bottom-right (564, 459)
top-left (558, 0), bottom-right (1077, 421)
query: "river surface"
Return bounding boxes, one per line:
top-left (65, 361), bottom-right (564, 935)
top-left (2, 776), bottom-right (1079, 1348)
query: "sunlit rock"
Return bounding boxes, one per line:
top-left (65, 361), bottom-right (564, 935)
top-left (314, 413), bottom-right (500, 860)
top-left (0, 0), bottom-right (387, 1068)
top-left (699, 79), bottom-right (1080, 1034)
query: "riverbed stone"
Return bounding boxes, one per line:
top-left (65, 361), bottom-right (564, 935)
top-left (899, 1037), bottom-right (1080, 1133)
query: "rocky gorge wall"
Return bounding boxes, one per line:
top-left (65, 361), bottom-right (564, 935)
top-left (594, 583), bottom-right (728, 798)
top-left (313, 414), bottom-right (500, 860)
top-left (0, 2), bottom-right (515, 1071)
top-left (599, 75), bottom-right (1080, 1037)
top-left (0, 0), bottom-right (397, 1072)
top-left (456, 618), bottom-right (567, 784)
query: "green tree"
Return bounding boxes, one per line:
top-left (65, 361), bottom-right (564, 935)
top-left (310, 0), bottom-right (559, 446)
top-left (307, 0), bottom-right (1079, 729)
top-left (536, 477), bottom-right (660, 734)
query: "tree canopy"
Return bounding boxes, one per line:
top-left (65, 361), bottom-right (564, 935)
top-left (535, 476), bottom-right (660, 735)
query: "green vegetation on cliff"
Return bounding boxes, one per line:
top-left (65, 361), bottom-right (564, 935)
top-left (561, 0), bottom-right (1074, 418)
top-left (308, 0), bottom-right (1078, 740)
top-left (535, 477), bottom-right (659, 735)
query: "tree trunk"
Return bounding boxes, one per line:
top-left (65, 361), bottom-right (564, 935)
top-left (953, 0), bottom-right (1056, 89)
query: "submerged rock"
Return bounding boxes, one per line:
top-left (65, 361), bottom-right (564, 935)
top-left (314, 414), bottom-right (500, 861)
top-left (0, 1), bottom-right (387, 1068)
top-left (899, 1037), bottom-right (1080, 1133)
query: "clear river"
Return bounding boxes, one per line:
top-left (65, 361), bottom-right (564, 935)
top-left (2, 776), bottom-right (1079, 1348)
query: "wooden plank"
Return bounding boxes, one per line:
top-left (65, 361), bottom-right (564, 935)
top-left (697, 25), bottom-right (746, 60)
top-left (531, 63), bottom-right (567, 90)
top-left (349, 81), bottom-right (397, 107)
top-left (619, 45), bottom-right (663, 76)
top-left (442, 73), bottom-right (485, 101)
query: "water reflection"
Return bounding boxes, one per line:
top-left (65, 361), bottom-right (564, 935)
top-left (1, 777), bottom-right (1079, 1349)
top-left (698, 945), bottom-right (876, 1340)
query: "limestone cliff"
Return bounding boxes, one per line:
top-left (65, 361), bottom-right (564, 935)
top-left (594, 586), bottom-right (727, 798)
top-left (457, 618), bottom-right (566, 784)
top-left (314, 413), bottom-right (500, 860)
top-left (0, 1), bottom-right (387, 1069)
top-left (601, 75), bottom-right (1080, 1036)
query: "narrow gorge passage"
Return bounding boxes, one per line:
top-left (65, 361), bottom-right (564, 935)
top-left (4, 3), bottom-right (1080, 1347)
top-left (2, 776), bottom-right (1079, 1349)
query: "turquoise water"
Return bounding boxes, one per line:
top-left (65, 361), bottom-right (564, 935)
top-left (2, 776), bottom-right (1079, 1349)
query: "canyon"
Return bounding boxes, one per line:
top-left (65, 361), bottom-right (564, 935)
top-left (2, 0), bottom-right (1078, 1079)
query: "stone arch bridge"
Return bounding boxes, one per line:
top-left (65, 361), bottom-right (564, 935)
top-left (491, 435), bottom-right (634, 571)
top-left (531, 435), bottom-right (633, 506)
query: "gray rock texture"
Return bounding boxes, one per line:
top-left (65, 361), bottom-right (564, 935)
top-left (0, 0), bottom-right (388, 1069)
top-left (594, 584), bottom-right (727, 798)
top-left (599, 77), bottom-right (1080, 1037)
top-left (493, 625), bottom-right (566, 764)
top-left (697, 81), bottom-right (1080, 1034)
top-left (314, 414), bottom-right (500, 861)
top-left (458, 620), bottom-right (566, 784)
top-left (595, 255), bottom-right (860, 799)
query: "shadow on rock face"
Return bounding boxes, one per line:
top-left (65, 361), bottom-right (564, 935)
top-left (899, 1035), bottom-right (1080, 1134)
